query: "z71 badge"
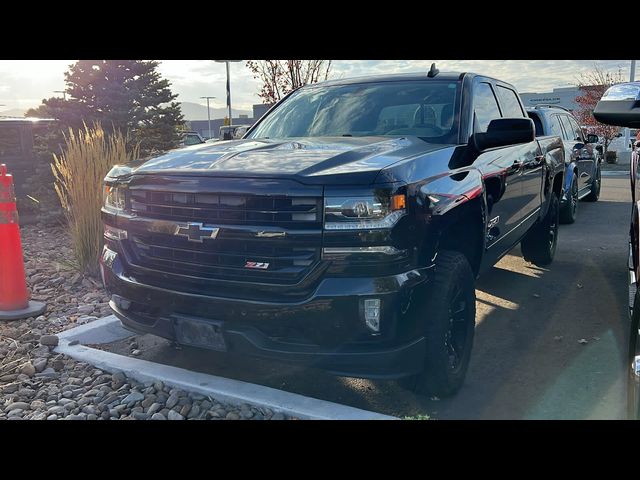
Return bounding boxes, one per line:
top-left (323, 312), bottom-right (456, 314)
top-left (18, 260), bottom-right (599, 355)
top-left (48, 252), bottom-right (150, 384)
top-left (244, 261), bottom-right (270, 270)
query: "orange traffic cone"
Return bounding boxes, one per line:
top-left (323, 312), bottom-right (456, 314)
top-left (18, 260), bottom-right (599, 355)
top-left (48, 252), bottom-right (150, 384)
top-left (0, 164), bottom-right (46, 320)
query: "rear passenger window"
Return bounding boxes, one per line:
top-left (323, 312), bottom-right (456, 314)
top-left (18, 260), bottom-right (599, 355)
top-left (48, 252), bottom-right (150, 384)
top-left (496, 86), bottom-right (524, 118)
top-left (474, 83), bottom-right (501, 133)
top-left (548, 115), bottom-right (565, 139)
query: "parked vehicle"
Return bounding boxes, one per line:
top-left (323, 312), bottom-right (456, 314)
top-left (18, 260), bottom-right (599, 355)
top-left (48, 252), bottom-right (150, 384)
top-left (593, 81), bottom-right (640, 419)
top-left (527, 106), bottom-right (600, 224)
top-left (100, 69), bottom-right (564, 397)
top-left (178, 131), bottom-right (205, 147)
top-left (219, 124), bottom-right (252, 140)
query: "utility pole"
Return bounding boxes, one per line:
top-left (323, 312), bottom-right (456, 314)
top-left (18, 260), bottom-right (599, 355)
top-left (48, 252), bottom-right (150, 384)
top-left (215, 60), bottom-right (242, 127)
top-left (54, 90), bottom-right (66, 100)
top-left (199, 96), bottom-right (216, 139)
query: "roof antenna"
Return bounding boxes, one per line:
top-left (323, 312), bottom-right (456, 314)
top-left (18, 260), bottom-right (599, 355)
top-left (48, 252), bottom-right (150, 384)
top-left (427, 63), bottom-right (439, 78)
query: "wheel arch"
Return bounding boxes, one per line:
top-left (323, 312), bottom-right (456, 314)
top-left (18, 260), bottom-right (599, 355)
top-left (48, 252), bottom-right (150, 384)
top-left (431, 195), bottom-right (486, 277)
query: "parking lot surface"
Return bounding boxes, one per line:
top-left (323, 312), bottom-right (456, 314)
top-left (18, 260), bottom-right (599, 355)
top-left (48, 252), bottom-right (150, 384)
top-left (104, 178), bottom-right (631, 419)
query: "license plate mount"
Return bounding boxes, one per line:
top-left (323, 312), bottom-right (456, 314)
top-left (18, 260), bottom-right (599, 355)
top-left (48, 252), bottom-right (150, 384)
top-left (174, 316), bottom-right (227, 352)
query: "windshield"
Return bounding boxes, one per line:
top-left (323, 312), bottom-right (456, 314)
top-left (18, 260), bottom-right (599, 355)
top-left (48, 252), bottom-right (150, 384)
top-left (248, 80), bottom-right (461, 143)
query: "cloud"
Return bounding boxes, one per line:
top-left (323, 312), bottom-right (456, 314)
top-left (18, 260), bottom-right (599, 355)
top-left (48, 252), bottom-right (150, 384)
top-left (0, 60), bottom-right (635, 112)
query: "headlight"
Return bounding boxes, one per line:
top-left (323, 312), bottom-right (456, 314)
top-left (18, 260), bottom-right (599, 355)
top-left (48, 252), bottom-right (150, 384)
top-left (103, 185), bottom-right (126, 211)
top-left (324, 193), bottom-right (406, 230)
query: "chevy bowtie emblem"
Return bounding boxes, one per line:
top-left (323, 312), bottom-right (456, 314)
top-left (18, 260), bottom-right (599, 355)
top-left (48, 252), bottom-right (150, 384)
top-left (175, 222), bottom-right (220, 242)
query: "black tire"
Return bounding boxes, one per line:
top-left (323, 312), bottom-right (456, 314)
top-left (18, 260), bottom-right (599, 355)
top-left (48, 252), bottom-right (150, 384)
top-left (521, 192), bottom-right (559, 267)
top-left (559, 175), bottom-right (578, 224)
top-left (402, 250), bottom-right (476, 398)
top-left (584, 163), bottom-right (601, 202)
top-left (628, 289), bottom-right (640, 420)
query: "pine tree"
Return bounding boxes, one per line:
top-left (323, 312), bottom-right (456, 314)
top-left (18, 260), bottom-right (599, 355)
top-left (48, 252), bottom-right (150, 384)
top-left (33, 60), bottom-right (185, 156)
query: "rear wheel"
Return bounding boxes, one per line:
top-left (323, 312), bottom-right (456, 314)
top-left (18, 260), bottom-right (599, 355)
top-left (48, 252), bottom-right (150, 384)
top-left (521, 193), bottom-right (559, 267)
top-left (584, 163), bottom-right (601, 202)
top-left (401, 250), bottom-right (476, 398)
top-left (560, 175), bottom-right (578, 224)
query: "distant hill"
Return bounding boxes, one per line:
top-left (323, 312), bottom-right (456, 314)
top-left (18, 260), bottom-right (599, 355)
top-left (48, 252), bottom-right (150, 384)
top-left (0, 104), bottom-right (253, 121)
top-left (0, 108), bottom-right (27, 118)
top-left (179, 102), bottom-right (251, 121)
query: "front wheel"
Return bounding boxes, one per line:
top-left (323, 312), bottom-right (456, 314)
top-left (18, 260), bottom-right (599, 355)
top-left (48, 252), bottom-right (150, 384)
top-left (521, 193), bottom-right (559, 267)
top-left (401, 250), bottom-right (476, 398)
top-left (584, 163), bottom-right (601, 202)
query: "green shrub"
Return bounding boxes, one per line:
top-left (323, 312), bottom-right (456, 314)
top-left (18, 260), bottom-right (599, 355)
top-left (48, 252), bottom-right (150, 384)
top-left (52, 123), bottom-right (138, 275)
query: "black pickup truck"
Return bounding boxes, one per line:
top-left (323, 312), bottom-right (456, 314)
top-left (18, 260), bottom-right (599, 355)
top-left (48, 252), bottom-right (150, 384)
top-left (101, 69), bottom-right (565, 397)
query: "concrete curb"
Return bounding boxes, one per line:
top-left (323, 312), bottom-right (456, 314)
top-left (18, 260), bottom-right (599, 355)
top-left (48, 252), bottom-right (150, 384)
top-left (54, 316), bottom-right (396, 420)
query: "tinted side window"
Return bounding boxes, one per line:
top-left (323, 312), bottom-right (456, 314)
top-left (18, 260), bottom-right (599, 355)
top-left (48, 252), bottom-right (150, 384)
top-left (567, 116), bottom-right (584, 142)
top-left (548, 115), bottom-right (565, 139)
top-left (474, 83), bottom-right (501, 133)
top-left (496, 86), bottom-right (524, 118)
top-left (558, 116), bottom-right (576, 141)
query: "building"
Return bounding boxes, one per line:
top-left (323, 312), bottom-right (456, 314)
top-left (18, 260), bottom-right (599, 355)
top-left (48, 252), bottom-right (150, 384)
top-left (189, 103), bottom-right (273, 140)
top-left (519, 86), bottom-right (582, 111)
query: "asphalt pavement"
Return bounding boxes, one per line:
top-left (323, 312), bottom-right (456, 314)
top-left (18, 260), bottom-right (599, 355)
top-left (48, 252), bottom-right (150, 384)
top-left (103, 178), bottom-right (631, 419)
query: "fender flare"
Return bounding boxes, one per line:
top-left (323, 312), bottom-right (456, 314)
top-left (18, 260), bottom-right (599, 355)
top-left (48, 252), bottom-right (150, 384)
top-left (414, 169), bottom-right (487, 272)
top-left (563, 162), bottom-right (578, 200)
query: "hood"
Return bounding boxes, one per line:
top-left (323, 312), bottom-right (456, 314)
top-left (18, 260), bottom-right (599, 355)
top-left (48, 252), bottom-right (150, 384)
top-left (130, 137), bottom-right (450, 185)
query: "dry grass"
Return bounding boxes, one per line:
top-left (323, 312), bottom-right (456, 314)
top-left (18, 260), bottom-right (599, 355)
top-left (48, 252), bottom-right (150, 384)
top-left (52, 123), bottom-right (138, 275)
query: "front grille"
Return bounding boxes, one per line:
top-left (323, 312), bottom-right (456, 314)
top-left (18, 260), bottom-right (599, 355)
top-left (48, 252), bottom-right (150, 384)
top-left (125, 232), bottom-right (319, 284)
top-left (124, 183), bottom-right (323, 286)
top-left (130, 190), bottom-right (321, 227)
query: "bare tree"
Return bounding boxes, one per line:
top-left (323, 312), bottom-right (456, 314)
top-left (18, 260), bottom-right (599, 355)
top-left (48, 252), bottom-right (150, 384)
top-left (246, 60), bottom-right (333, 104)
top-left (575, 64), bottom-right (626, 153)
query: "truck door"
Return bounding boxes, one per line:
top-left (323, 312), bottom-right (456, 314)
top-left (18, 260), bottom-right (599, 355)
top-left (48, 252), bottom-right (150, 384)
top-left (495, 85), bottom-right (544, 224)
top-left (567, 114), bottom-right (594, 190)
top-left (472, 82), bottom-right (530, 253)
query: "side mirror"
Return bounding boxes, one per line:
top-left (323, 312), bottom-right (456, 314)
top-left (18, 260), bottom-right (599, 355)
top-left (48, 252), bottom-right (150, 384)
top-left (473, 118), bottom-right (535, 152)
top-left (594, 82), bottom-right (640, 128)
top-left (586, 134), bottom-right (599, 144)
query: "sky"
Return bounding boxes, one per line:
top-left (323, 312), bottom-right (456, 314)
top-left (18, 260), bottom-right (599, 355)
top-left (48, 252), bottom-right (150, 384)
top-left (0, 60), bottom-right (636, 114)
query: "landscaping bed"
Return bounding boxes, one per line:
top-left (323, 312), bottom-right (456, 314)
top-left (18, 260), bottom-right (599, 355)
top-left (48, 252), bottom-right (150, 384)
top-left (0, 224), bottom-right (290, 420)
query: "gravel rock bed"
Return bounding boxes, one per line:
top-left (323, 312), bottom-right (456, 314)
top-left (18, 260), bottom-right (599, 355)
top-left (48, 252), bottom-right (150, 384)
top-left (0, 224), bottom-right (291, 420)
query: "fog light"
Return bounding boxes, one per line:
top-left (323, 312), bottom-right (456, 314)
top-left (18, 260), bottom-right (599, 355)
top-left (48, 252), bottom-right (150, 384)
top-left (363, 298), bottom-right (381, 332)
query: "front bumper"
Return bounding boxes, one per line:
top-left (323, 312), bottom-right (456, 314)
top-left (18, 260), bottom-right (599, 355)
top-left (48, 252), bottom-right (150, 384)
top-left (101, 246), bottom-right (431, 379)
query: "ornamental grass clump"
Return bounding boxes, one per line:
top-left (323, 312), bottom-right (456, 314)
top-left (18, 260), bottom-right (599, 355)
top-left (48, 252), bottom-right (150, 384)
top-left (52, 123), bottom-right (138, 275)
